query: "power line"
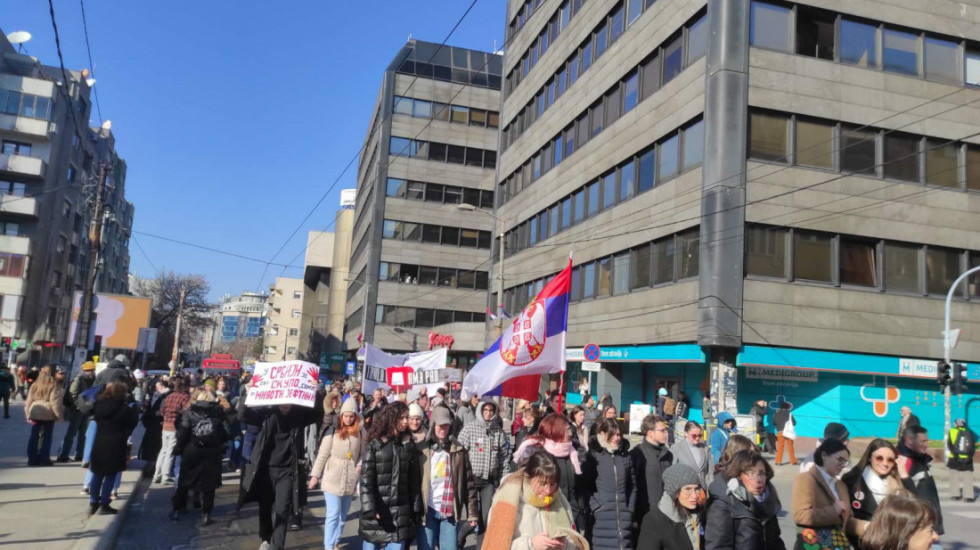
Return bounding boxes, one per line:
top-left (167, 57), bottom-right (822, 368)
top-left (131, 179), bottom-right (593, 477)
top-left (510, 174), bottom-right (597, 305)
top-left (78, 0), bottom-right (103, 125)
top-left (46, 0), bottom-right (84, 142)
top-left (131, 233), bottom-right (159, 274)
top-left (133, 230), bottom-right (301, 268)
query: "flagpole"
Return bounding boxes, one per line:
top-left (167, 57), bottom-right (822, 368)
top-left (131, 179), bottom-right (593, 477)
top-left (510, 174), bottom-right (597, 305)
top-left (556, 252), bottom-right (573, 414)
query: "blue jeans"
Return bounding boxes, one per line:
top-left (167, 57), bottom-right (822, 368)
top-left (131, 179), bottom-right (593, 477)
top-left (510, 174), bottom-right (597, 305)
top-left (323, 492), bottom-right (353, 549)
top-left (362, 542), bottom-right (405, 550)
top-left (84, 469), bottom-right (121, 492)
top-left (83, 419), bottom-right (97, 463)
top-left (89, 472), bottom-right (116, 506)
top-left (27, 421), bottom-right (54, 464)
top-left (417, 508), bottom-right (458, 550)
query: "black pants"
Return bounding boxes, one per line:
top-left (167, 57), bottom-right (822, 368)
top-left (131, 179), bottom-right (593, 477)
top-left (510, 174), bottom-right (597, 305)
top-left (59, 410), bottom-right (86, 459)
top-left (173, 486), bottom-right (214, 514)
top-left (258, 466), bottom-right (293, 550)
top-left (458, 476), bottom-right (497, 546)
top-left (1, 393), bottom-right (8, 417)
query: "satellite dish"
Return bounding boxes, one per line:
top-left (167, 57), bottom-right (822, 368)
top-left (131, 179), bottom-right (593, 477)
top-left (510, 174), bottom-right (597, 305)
top-left (6, 31), bottom-right (32, 45)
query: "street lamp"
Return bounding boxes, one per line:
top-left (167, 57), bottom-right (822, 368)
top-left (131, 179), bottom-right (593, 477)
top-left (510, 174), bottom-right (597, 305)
top-left (457, 203), bottom-right (505, 334)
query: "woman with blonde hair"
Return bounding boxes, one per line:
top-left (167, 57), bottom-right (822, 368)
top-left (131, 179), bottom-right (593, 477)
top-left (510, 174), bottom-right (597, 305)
top-left (24, 364), bottom-right (65, 466)
top-left (861, 494), bottom-right (938, 550)
top-left (310, 398), bottom-right (362, 550)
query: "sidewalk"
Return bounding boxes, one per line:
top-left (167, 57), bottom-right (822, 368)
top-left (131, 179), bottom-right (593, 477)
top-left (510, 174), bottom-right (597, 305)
top-left (0, 400), bottom-right (142, 550)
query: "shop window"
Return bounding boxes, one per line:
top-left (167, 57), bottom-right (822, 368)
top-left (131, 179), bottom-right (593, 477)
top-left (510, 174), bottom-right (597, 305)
top-left (750, 2), bottom-right (792, 52)
top-left (885, 242), bottom-right (921, 293)
top-left (883, 133), bottom-right (921, 182)
top-left (687, 16), bottom-right (708, 63)
top-left (662, 36), bottom-right (683, 85)
top-left (796, 8), bottom-right (835, 60)
top-left (840, 239), bottom-right (877, 287)
top-left (925, 140), bottom-right (959, 188)
top-left (638, 149), bottom-right (655, 193)
top-left (926, 247), bottom-right (961, 295)
top-left (746, 226), bottom-right (786, 278)
top-left (632, 244), bottom-right (652, 289)
top-left (796, 118), bottom-right (834, 169)
top-left (613, 253), bottom-right (630, 295)
top-left (924, 37), bottom-right (960, 84)
top-left (749, 111), bottom-right (789, 162)
top-left (653, 237), bottom-right (675, 284)
top-left (677, 230), bottom-right (699, 279)
top-left (840, 126), bottom-right (877, 174)
top-left (793, 231), bottom-right (832, 282)
top-left (883, 28), bottom-right (920, 76)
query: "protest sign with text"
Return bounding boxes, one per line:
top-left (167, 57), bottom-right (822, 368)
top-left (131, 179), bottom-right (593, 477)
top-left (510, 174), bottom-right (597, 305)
top-left (362, 344), bottom-right (450, 396)
top-left (245, 360), bottom-right (320, 408)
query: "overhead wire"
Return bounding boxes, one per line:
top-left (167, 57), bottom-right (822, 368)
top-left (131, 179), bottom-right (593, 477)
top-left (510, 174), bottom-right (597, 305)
top-left (78, 0), bottom-right (103, 125)
top-left (46, 0), bottom-right (84, 142)
top-left (133, 230), bottom-right (302, 268)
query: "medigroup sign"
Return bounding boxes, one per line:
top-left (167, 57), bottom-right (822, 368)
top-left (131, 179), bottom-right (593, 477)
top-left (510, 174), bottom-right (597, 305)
top-left (245, 360), bottom-right (320, 408)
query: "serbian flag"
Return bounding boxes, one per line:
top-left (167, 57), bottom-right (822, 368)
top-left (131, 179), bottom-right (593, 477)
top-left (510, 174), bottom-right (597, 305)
top-left (462, 259), bottom-right (571, 401)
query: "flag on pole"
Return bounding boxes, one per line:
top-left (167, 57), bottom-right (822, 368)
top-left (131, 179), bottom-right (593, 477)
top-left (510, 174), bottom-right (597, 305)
top-left (463, 259), bottom-right (572, 401)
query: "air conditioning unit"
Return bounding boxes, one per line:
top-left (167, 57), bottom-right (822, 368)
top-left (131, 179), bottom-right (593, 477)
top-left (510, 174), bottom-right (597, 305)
top-left (48, 122), bottom-right (57, 134)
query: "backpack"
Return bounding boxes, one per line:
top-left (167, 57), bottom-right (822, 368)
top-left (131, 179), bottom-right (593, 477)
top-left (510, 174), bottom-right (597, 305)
top-left (76, 383), bottom-right (103, 416)
top-left (192, 415), bottom-right (223, 448)
top-left (663, 397), bottom-right (677, 416)
top-left (674, 400), bottom-right (688, 420)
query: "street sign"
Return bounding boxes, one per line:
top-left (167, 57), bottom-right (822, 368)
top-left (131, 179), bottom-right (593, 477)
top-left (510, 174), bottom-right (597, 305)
top-left (136, 328), bottom-right (158, 353)
top-left (581, 361), bottom-right (601, 372)
top-left (345, 361), bottom-right (356, 376)
top-left (583, 343), bottom-right (601, 362)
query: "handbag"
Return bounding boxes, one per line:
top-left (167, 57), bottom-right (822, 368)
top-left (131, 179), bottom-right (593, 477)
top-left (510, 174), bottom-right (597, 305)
top-left (794, 525), bottom-right (849, 550)
top-left (783, 413), bottom-right (797, 440)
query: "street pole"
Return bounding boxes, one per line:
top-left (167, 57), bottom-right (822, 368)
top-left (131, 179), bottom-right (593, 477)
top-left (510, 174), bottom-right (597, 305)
top-left (74, 163), bottom-right (109, 374)
top-left (169, 283), bottom-right (186, 376)
top-left (942, 265), bottom-right (980, 450)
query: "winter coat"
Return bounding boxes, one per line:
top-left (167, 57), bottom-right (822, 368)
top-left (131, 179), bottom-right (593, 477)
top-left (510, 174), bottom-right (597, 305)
top-left (772, 410), bottom-right (793, 432)
top-left (896, 413), bottom-right (921, 440)
top-left (710, 412), bottom-right (736, 464)
top-left (750, 404), bottom-right (768, 433)
top-left (671, 439), bottom-right (713, 489)
top-left (310, 425), bottom-right (363, 496)
top-left (175, 401), bottom-right (229, 493)
top-left (586, 436), bottom-right (636, 550)
top-left (25, 384), bottom-right (65, 422)
top-left (0, 369), bottom-right (14, 397)
top-left (238, 406), bottom-right (317, 512)
top-left (792, 467), bottom-right (852, 533)
top-left (89, 398), bottom-right (138, 476)
top-left (94, 361), bottom-right (132, 390)
top-left (419, 437), bottom-right (479, 522)
top-left (359, 433), bottom-right (423, 543)
top-left (897, 441), bottom-right (944, 535)
top-left (631, 438), bottom-right (673, 522)
top-left (947, 427), bottom-right (977, 472)
top-left (457, 406), bottom-right (511, 481)
top-left (457, 402), bottom-right (478, 427)
top-left (138, 388), bottom-right (168, 461)
top-left (841, 466), bottom-right (912, 547)
top-left (638, 493), bottom-right (700, 550)
top-left (69, 374), bottom-right (95, 414)
top-left (705, 475), bottom-right (785, 550)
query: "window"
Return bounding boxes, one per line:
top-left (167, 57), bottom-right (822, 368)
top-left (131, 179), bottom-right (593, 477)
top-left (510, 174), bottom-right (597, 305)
top-left (623, 73), bottom-right (639, 113)
top-left (641, 54), bottom-right (659, 100)
top-left (620, 160), bottom-right (635, 201)
top-left (967, 50), bottom-right (980, 86)
top-left (413, 100), bottom-right (432, 118)
top-left (967, 146), bottom-right (980, 191)
top-left (683, 120), bottom-right (704, 169)
top-left (613, 253), bottom-right (630, 294)
top-left (925, 37), bottom-right (960, 84)
top-left (582, 41), bottom-right (593, 72)
top-left (426, 184), bottom-right (445, 203)
top-left (576, 112), bottom-right (590, 148)
top-left (432, 102), bottom-right (450, 121)
top-left (653, 238), bottom-right (675, 284)
top-left (638, 149), bottom-right (655, 193)
top-left (444, 186), bottom-right (462, 205)
top-left (885, 242), bottom-right (920, 293)
top-left (883, 28), bottom-right (920, 76)
top-left (746, 226), bottom-right (786, 277)
top-left (687, 16), bottom-right (708, 63)
top-left (677, 230), bottom-right (699, 279)
top-left (407, 181), bottom-right (425, 199)
top-left (441, 226), bottom-right (460, 246)
top-left (793, 231), bottom-right (832, 282)
top-left (488, 112), bottom-right (499, 128)
top-left (382, 220), bottom-right (397, 239)
top-left (925, 140), bottom-right (959, 188)
top-left (0, 253), bottom-right (26, 277)
top-left (926, 247), bottom-right (960, 295)
top-left (293, 291), bottom-right (301, 299)
top-left (749, 112), bottom-right (789, 162)
top-left (422, 224), bottom-right (441, 243)
top-left (839, 19), bottom-right (878, 68)
top-left (532, 154), bottom-right (542, 180)
top-left (447, 145), bottom-right (466, 164)
top-left (883, 133), bottom-right (920, 182)
top-left (795, 118), bottom-right (834, 169)
top-left (658, 134), bottom-right (679, 181)
top-left (662, 36), bottom-right (683, 84)
top-left (632, 245), bottom-right (651, 289)
top-left (594, 23), bottom-right (608, 60)
top-left (840, 239), bottom-right (877, 286)
top-left (602, 172), bottom-right (617, 210)
top-left (970, 252), bottom-right (980, 298)
top-left (610, 5), bottom-right (625, 44)
top-left (586, 181), bottom-right (600, 217)
top-left (466, 148), bottom-right (484, 167)
top-left (386, 178), bottom-right (407, 197)
top-left (460, 229), bottom-right (480, 248)
top-left (571, 267), bottom-right (583, 301)
top-left (428, 143), bottom-right (447, 162)
top-left (291, 309), bottom-right (302, 318)
top-left (561, 197), bottom-right (572, 229)
top-left (288, 328), bottom-right (299, 336)
top-left (583, 262), bottom-right (596, 298)
top-left (434, 310), bottom-right (454, 326)
top-left (796, 8), bottom-right (835, 60)
top-left (1, 140), bottom-right (31, 156)
top-left (420, 266), bottom-right (439, 285)
top-left (553, 135), bottom-right (564, 166)
top-left (841, 126), bottom-right (877, 174)
top-left (573, 189), bottom-right (585, 224)
top-left (590, 102), bottom-right (604, 137)
top-left (628, 0), bottom-right (643, 25)
top-left (389, 137), bottom-right (411, 156)
top-left (596, 257), bottom-right (612, 297)
top-left (470, 109), bottom-right (488, 127)
top-left (606, 87), bottom-right (621, 126)
top-left (750, 2), bottom-right (792, 52)
top-left (451, 106), bottom-right (469, 124)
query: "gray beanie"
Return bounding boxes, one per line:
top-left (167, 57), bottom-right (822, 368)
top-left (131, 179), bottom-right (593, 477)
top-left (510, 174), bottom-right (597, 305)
top-left (662, 463), bottom-right (701, 497)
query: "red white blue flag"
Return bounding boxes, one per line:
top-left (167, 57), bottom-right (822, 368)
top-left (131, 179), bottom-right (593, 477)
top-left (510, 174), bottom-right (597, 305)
top-left (462, 259), bottom-right (571, 401)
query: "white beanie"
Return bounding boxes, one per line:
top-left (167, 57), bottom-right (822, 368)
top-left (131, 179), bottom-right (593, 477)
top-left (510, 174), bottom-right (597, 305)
top-left (409, 403), bottom-right (424, 418)
top-left (340, 397), bottom-right (358, 415)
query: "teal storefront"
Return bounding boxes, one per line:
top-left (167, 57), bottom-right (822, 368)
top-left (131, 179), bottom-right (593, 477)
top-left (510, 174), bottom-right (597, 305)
top-left (736, 345), bottom-right (980, 439)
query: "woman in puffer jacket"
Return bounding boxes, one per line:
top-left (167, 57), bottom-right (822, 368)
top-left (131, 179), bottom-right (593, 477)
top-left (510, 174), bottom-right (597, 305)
top-left (359, 400), bottom-right (423, 549)
top-left (704, 450), bottom-right (786, 550)
top-left (310, 398), bottom-right (362, 550)
top-left (585, 418), bottom-right (636, 549)
top-left (24, 364), bottom-right (65, 466)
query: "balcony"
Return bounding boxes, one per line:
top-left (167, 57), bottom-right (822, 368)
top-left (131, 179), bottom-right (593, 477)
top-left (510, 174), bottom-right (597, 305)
top-left (0, 113), bottom-right (52, 140)
top-left (0, 235), bottom-right (31, 255)
top-left (0, 153), bottom-right (45, 179)
top-left (0, 194), bottom-right (38, 217)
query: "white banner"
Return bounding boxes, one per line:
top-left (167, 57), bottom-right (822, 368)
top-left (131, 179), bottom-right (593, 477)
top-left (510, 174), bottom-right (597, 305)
top-left (245, 360), bottom-right (320, 408)
top-left (362, 344), bottom-right (449, 396)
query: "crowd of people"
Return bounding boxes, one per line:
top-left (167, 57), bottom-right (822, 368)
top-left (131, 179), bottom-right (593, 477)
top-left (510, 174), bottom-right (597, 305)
top-left (8, 356), bottom-right (976, 550)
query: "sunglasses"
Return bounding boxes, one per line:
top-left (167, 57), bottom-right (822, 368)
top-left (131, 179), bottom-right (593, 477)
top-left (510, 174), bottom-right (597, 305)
top-left (872, 455), bottom-right (896, 464)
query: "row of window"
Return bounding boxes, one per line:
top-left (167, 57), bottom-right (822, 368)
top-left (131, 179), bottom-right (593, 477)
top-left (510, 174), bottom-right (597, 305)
top-left (381, 219), bottom-right (493, 250)
top-left (507, 0), bottom-right (571, 40)
top-left (0, 90), bottom-right (52, 121)
top-left (748, 109), bottom-right (980, 191)
top-left (0, 180), bottom-right (27, 196)
top-left (504, 117), bottom-right (704, 254)
top-left (392, 96), bottom-right (500, 128)
top-left (396, 50), bottom-right (502, 91)
top-left (379, 262), bottom-right (490, 291)
top-left (746, 225), bottom-right (980, 298)
top-left (505, 0), bottom-right (588, 94)
top-left (1, 140), bottom-right (32, 157)
top-left (500, 9), bottom-right (706, 183)
top-left (388, 136), bottom-right (497, 169)
top-left (385, 178), bottom-right (494, 209)
top-left (375, 305), bottom-right (486, 328)
top-left (503, 227), bottom-right (700, 314)
top-left (0, 253), bottom-right (27, 278)
top-left (750, 1), bottom-right (980, 87)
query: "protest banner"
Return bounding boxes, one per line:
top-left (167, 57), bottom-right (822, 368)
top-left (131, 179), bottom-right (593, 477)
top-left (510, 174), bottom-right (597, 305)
top-left (245, 360), bottom-right (319, 408)
top-left (362, 344), bottom-right (451, 396)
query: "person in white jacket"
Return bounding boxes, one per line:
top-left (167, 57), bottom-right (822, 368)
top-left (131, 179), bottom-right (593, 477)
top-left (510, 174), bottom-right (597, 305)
top-left (309, 398), bottom-right (363, 550)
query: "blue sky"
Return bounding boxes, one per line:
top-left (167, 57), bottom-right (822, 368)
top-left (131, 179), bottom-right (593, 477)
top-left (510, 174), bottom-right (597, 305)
top-left (3, 1), bottom-right (505, 299)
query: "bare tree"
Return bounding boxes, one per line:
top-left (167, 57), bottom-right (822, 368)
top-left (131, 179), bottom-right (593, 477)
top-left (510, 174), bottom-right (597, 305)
top-left (132, 271), bottom-right (215, 359)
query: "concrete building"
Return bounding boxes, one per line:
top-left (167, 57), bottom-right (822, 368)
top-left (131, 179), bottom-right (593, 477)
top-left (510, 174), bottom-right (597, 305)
top-left (496, 0), bottom-right (980, 438)
top-left (212, 290), bottom-right (267, 351)
top-left (264, 277), bottom-right (304, 362)
top-left (344, 40), bottom-right (502, 367)
top-left (0, 29), bottom-right (133, 357)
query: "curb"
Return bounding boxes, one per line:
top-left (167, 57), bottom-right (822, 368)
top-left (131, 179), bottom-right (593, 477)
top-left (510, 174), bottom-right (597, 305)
top-left (69, 460), bottom-right (147, 550)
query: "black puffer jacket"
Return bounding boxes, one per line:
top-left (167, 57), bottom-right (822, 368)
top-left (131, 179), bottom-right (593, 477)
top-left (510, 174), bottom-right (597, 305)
top-left (586, 436), bottom-right (636, 550)
top-left (704, 475), bottom-right (785, 550)
top-left (175, 401), bottom-right (230, 493)
top-left (359, 433), bottom-right (423, 543)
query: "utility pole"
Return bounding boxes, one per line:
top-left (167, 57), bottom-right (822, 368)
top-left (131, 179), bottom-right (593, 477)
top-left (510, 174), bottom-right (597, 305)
top-left (169, 283), bottom-right (186, 376)
top-left (74, 163), bottom-right (109, 370)
top-left (942, 265), bottom-right (980, 452)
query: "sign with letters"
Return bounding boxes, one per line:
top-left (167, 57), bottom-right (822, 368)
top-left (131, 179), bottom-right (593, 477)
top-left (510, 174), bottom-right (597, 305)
top-left (245, 360), bottom-right (320, 407)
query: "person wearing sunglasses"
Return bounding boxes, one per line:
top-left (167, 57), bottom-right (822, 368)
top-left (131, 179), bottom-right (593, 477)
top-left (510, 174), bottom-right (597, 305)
top-left (792, 439), bottom-right (852, 550)
top-left (703, 450), bottom-right (784, 550)
top-left (841, 438), bottom-right (912, 549)
top-left (671, 421), bottom-right (712, 489)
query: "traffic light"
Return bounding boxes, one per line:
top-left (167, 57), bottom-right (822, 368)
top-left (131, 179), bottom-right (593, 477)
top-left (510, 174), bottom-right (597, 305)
top-left (937, 361), bottom-right (952, 390)
top-left (952, 362), bottom-right (968, 395)
top-left (0, 337), bottom-right (9, 350)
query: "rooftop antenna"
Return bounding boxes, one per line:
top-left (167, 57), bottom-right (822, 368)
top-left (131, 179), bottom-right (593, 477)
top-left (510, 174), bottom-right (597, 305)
top-left (6, 31), bottom-right (32, 53)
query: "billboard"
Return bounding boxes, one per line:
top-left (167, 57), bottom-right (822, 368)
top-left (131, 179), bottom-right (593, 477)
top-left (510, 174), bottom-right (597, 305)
top-left (69, 292), bottom-right (152, 350)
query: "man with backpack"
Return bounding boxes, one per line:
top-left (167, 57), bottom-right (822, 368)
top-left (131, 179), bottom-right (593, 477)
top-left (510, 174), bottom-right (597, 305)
top-left (948, 418), bottom-right (977, 502)
top-left (57, 362), bottom-right (96, 462)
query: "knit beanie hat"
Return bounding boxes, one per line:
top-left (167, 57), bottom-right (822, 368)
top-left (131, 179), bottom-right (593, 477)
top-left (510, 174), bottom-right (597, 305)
top-left (823, 422), bottom-right (849, 442)
top-left (340, 397), bottom-right (358, 415)
top-left (81, 361), bottom-right (96, 371)
top-left (409, 403), bottom-right (424, 418)
top-left (658, 388), bottom-right (668, 396)
top-left (204, 379), bottom-right (217, 390)
top-left (344, 380), bottom-right (354, 391)
top-left (431, 405), bottom-right (453, 427)
top-left (662, 463), bottom-right (701, 497)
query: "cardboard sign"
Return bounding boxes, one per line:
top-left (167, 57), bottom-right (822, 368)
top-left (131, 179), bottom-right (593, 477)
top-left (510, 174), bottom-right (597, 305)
top-left (362, 344), bottom-right (449, 396)
top-left (245, 360), bottom-right (319, 408)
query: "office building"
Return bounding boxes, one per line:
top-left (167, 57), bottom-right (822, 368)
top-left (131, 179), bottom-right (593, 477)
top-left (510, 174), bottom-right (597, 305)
top-left (264, 277), bottom-right (304, 362)
top-left (496, 0), bottom-right (979, 437)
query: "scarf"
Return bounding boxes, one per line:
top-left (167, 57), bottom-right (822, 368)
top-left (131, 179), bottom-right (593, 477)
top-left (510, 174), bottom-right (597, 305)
top-left (686, 439), bottom-right (706, 469)
top-left (513, 438), bottom-right (583, 474)
top-left (484, 471), bottom-right (588, 550)
top-left (862, 466), bottom-right (891, 504)
top-left (658, 492), bottom-right (699, 550)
